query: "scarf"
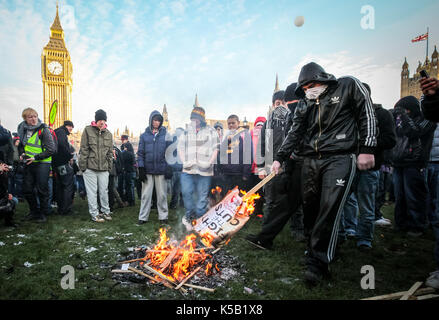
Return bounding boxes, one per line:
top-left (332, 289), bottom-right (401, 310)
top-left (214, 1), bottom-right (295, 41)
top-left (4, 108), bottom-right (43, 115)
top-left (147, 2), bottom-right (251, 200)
top-left (305, 85), bottom-right (328, 100)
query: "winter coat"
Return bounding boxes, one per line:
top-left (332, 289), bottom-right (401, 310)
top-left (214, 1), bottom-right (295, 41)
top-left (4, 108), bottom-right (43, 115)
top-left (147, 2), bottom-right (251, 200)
top-left (121, 141), bottom-right (136, 173)
top-left (17, 120), bottom-right (56, 162)
top-left (275, 62), bottom-right (377, 162)
top-left (53, 125), bottom-right (73, 167)
top-left (0, 125), bottom-right (10, 147)
top-left (428, 124), bottom-right (439, 162)
top-left (421, 91), bottom-right (439, 122)
top-left (137, 110), bottom-right (171, 175)
top-left (391, 110), bottom-right (436, 168)
top-left (79, 124), bottom-right (113, 172)
top-left (218, 128), bottom-right (252, 178)
top-left (177, 123), bottom-right (219, 177)
top-left (372, 104), bottom-right (396, 171)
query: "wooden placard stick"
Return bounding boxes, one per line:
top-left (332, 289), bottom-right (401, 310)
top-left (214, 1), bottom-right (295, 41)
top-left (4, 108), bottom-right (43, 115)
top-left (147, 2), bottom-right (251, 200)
top-left (361, 287), bottom-right (435, 300)
top-left (183, 283), bottom-right (215, 293)
top-left (160, 247), bottom-right (179, 271)
top-left (416, 294), bottom-right (439, 300)
top-left (175, 266), bottom-right (202, 290)
top-left (400, 282), bottom-right (423, 300)
top-left (242, 171), bottom-right (276, 201)
top-left (142, 264), bottom-right (188, 294)
top-left (128, 267), bottom-right (158, 283)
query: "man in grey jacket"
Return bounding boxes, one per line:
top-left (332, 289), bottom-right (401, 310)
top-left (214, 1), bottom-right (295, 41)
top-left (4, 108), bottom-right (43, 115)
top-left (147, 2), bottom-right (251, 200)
top-left (79, 109), bottom-right (113, 222)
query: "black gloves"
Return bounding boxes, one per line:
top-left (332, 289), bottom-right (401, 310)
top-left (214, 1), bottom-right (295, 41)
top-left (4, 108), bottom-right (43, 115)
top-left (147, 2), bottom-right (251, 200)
top-left (138, 167), bottom-right (147, 182)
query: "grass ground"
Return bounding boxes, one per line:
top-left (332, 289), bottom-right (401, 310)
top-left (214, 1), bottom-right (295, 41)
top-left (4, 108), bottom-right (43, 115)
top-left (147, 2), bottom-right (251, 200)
top-left (0, 196), bottom-right (436, 300)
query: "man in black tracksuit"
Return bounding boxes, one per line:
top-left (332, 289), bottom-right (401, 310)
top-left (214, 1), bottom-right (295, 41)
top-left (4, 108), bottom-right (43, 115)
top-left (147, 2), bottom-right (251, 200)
top-left (53, 121), bottom-right (75, 215)
top-left (246, 85), bottom-right (304, 249)
top-left (272, 62), bottom-right (377, 285)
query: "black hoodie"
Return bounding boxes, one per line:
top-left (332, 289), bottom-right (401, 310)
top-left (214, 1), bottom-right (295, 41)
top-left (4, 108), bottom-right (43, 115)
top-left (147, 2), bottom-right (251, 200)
top-left (276, 62), bottom-right (377, 162)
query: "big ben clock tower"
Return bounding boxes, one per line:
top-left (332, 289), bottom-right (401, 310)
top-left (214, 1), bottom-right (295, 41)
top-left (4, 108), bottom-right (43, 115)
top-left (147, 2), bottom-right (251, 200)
top-left (41, 3), bottom-right (73, 129)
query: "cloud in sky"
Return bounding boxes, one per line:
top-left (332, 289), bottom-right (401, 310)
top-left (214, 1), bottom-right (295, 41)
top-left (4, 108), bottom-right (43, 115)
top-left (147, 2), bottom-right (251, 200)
top-left (1, 0), bottom-right (438, 134)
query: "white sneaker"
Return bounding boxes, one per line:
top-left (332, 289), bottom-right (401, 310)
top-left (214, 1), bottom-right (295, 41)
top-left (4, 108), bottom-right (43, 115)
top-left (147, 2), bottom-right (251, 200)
top-left (92, 215), bottom-right (105, 223)
top-left (375, 218), bottom-right (392, 227)
top-left (102, 214), bottom-right (112, 221)
top-left (426, 270), bottom-right (439, 289)
top-left (181, 216), bottom-right (193, 231)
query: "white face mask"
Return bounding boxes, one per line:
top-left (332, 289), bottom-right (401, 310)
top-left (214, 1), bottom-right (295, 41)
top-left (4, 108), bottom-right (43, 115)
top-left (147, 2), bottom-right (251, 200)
top-left (305, 85), bottom-right (328, 100)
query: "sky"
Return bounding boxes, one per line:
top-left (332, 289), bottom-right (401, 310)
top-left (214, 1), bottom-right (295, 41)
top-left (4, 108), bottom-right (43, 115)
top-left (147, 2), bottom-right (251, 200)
top-left (1, 0), bottom-right (439, 135)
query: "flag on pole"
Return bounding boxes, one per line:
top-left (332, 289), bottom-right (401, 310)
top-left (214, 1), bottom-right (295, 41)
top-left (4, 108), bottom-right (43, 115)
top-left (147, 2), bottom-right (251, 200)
top-left (412, 32), bottom-right (428, 43)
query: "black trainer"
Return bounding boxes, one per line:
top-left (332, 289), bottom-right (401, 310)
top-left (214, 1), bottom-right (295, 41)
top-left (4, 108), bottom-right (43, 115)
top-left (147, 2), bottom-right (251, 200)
top-left (245, 234), bottom-right (272, 250)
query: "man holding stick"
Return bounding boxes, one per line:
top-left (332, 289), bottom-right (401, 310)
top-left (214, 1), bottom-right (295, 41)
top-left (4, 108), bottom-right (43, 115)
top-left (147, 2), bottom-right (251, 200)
top-left (271, 62), bottom-right (377, 285)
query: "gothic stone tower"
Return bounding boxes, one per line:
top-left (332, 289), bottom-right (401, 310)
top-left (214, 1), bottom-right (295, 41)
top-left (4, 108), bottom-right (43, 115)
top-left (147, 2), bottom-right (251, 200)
top-left (41, 4), bottom-right (73, 129)
top-left (401, 45), bottom-right (439, 99)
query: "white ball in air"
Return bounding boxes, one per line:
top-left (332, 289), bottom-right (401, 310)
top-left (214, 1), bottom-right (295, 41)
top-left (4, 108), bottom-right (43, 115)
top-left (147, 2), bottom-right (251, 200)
top-left (294, 16), bottom-right (304, 27)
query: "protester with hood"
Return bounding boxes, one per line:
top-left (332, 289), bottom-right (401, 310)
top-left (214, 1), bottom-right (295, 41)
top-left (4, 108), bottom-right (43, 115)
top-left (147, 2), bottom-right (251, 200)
top-left (79, 109), bottom-right (114, 222)
top-left (177, 106), bottom-right (219, 231)
top-left (391, 96), bottom-right (435, 236)
top-left (340, 83), bottom-right (396, 250)
top-left (17, 108), bottom-right (56, 223)
top-left (246, 84), bottom-right (304, 249)
top-left (272, 62), bottom-right (377, 285)
top-left (53, 120), bottom-right (75, 215)
top-left (137, 110), bottom-right (171, 225)
top-left (418, 75), bottom-right (439, 290)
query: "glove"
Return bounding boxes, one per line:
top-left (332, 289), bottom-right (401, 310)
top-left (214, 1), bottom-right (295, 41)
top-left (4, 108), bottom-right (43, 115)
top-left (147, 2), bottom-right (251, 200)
top-left (165, 166), bottom-right (173, 180)
top-left (138, 167), bottom-right (147, 182)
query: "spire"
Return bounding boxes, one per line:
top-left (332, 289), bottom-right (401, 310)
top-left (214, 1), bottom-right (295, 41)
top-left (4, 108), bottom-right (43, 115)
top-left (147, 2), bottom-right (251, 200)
top-left (51, 2), bottom-right (63, 31)
top-left (402, 57), bottom-right (408, 69)
top-left (432, 45), bottom-right (438, 59)
top-left (273, 73), bottom-right (280, 93)
top-left (163, 104), bottom-right (168, 114)
top-left (194, 94), bottom-right (200, 108)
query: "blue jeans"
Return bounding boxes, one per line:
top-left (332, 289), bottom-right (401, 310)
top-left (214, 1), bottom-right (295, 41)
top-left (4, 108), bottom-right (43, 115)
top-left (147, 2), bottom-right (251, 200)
top-left (393, 167), bottom-right (428, 232)
top-left (124, 171), bottom-right (136, 205)
top-left (170, 171), bottom-right (183, 208)
top-left (180, 173), bottom-right (211, 220)
top-left (341, 193), bottom-right (358, 237)
top-left (426, 163), bottom-right (439, 227)
top-left (341, 170), bottom-right (379, 247)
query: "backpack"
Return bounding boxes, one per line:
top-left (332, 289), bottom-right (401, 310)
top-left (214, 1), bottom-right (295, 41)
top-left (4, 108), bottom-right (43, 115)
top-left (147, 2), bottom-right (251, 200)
top-left (38, 127), bottom-right (58, 152)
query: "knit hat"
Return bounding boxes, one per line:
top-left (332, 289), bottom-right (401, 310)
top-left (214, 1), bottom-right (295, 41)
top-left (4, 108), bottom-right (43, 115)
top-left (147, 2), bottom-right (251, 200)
top-left (284, 83), bottom-right (300, 102)
top-left (272, 90), bottom-right (285, 103)
top-left (121, 134), bottom-right (129, 140)
top-left (95, 109), bottom-right (107, 122)
top-left (254, 116), bottom-right (266, 127)
top-left (394, 96), bottom-right (421, 118)
top-left (190, 106), bottom-right (206, 124)
top-left (64, 120), bottom-right (74, 128)
top-left (213, 121), bottom-right (223, 130)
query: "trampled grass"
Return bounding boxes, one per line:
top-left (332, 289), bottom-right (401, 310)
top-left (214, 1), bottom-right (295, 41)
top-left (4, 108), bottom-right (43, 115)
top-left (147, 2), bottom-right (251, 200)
top-left (0, 196), bottom-right (436, 300)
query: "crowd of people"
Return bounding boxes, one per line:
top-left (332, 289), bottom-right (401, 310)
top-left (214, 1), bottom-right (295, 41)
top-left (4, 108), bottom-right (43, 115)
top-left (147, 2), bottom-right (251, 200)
top-left (0, 62), bottom-right (439, 288)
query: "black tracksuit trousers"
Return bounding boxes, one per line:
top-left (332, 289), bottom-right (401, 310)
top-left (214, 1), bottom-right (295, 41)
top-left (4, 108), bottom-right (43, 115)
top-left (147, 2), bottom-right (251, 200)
top-left (302, 154), bottom-right (356, 272)
top-left (257, 161), bottom-right (303, 245)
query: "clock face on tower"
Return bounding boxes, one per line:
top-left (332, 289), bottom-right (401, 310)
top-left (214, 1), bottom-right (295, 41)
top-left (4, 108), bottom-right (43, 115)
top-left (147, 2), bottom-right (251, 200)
top-left (48, 61), bottom-right (63, 75)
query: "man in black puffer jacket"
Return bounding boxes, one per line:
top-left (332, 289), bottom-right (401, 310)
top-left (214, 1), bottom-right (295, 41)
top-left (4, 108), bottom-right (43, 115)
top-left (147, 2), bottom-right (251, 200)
top-left (392, 96), bottom-right (436, 236)
top-left (53, 121), bottom-right (75, 215)
top-left (272, 62), bottom-right (377, 285)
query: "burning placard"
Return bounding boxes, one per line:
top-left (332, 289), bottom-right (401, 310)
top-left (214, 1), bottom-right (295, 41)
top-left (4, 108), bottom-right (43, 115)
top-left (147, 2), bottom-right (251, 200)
top-left (193, 172), bottom-right (274, 247)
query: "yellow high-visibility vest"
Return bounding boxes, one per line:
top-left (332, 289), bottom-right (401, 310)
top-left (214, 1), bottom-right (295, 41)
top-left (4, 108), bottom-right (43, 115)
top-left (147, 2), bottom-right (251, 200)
top-left (24, 129), bottom-right (52, 163)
